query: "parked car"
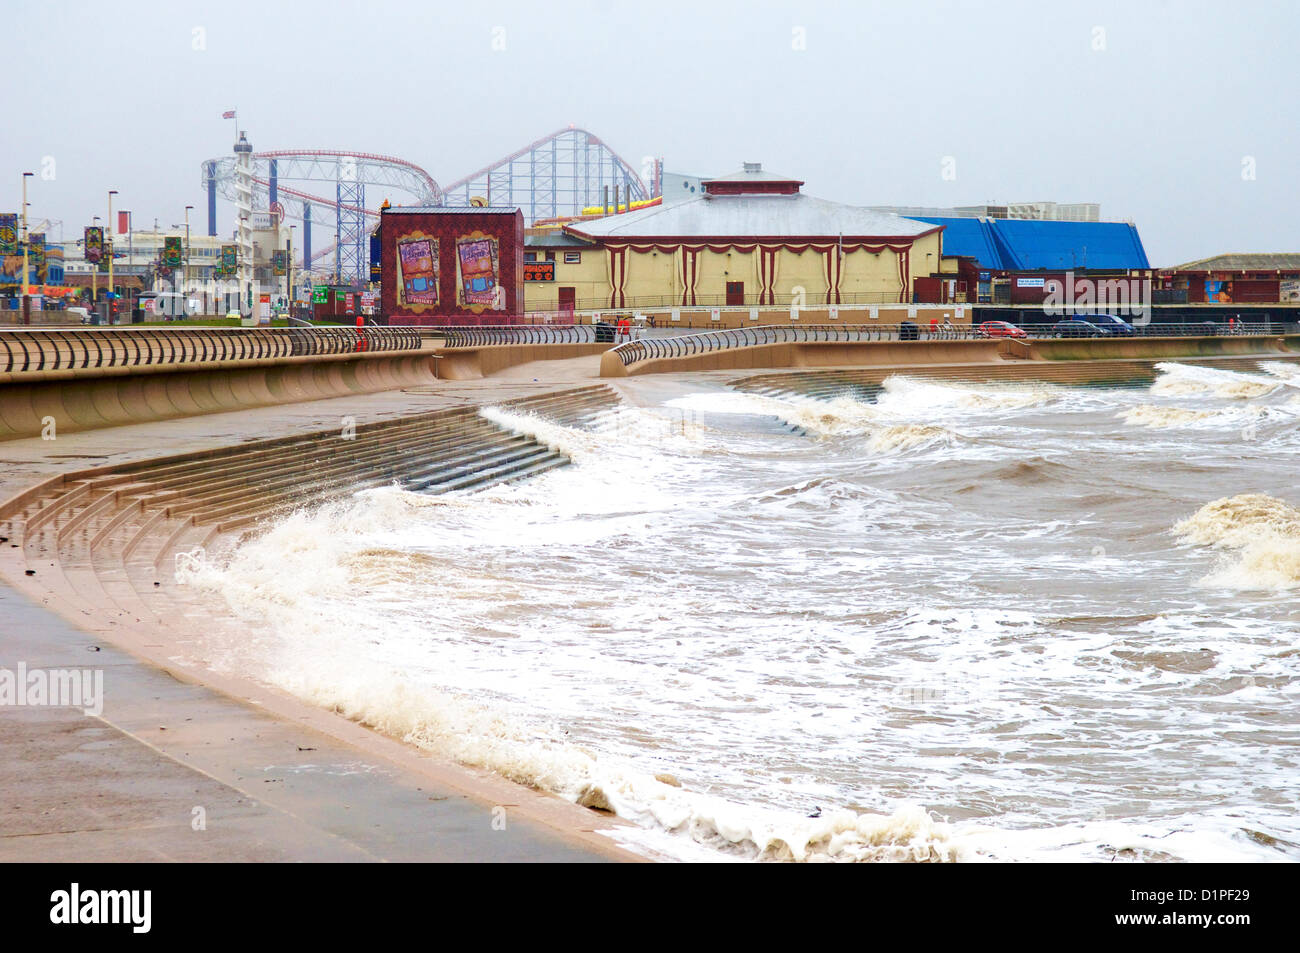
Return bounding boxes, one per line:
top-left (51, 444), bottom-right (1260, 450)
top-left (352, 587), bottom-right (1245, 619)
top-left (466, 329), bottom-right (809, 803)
top-left (1084, 313), bottom-right (1136, 336)
top-left (67, 306), bottom-right (90, 324)
top-left (1052, 320), bottom-right (1112, 338)
top-left (973, 320), bottom-right (1027, 339)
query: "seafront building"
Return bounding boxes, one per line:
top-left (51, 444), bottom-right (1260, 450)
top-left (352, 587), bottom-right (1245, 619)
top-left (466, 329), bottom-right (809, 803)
top-left (522, 163), bottom-right (944, 313)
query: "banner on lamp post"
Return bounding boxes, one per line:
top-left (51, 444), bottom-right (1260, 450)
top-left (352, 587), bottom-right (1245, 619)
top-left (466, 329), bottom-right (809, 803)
top-left (84, 226), bottom-right (104, 265)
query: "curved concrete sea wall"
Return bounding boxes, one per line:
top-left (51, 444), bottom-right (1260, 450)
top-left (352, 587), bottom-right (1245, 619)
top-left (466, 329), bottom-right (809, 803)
top-left (434, 342), bottom-right (612, 380)
top-left (1012, 334), bottom-right (1298, 362)
top-left (602, 333), bottom-right (1299, 377)
top-left (0, 353), bottom-right (437, 440)
top-left (0, 327), bottom-right (437, 440)
top-left (731, 353), bottom-right (1300, 397)
top-left (603, 339), bottom-right (1007, 376)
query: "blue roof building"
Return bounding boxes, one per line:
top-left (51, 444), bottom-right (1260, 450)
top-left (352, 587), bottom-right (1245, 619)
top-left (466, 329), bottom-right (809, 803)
top-left (909, 216), bottom-right (1149, 271)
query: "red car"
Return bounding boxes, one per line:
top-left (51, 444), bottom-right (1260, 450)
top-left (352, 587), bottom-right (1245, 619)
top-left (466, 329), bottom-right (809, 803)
top-left (974, 320), bottom-right (1027, 339)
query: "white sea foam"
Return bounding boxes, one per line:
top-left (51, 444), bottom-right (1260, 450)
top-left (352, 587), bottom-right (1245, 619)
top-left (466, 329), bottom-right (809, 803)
top-left (1152, 362), bottom-right (1281, 399)
top-left (866, 424), bottom-right (956, 453)
top-left (1257, 361), bottom-right (1300, 384)
top-left (1116, 403), bottom-right (1285, 429)
top-left (666, 391), bottom-right (880, 437)
top-left (1118, 405), bottom-right (1218, 428)
top-left (874, 376), bottom-right (1058, 415)
top-left (174, 513), bottom-right (964, 863)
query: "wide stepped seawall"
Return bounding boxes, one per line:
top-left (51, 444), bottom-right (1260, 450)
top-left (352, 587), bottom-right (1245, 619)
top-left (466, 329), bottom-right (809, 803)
top-left (0, 385), bottom-right (621, 630)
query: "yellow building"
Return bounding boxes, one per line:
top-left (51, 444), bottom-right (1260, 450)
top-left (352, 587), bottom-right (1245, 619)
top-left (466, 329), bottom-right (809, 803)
top-left (523, 164), bottom-right (943, 315)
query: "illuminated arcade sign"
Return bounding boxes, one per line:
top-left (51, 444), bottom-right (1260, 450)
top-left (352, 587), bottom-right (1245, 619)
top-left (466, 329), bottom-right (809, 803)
top-left (523, 260), bottom-right (555, 282)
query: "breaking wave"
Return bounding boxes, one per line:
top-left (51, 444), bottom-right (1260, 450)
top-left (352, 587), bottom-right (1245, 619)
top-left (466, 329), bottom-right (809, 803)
top-left (1118, 405), bottom-right (1218, 428)
top-left (1152, 363), bottom-right (1281, 400)
top-left (174, 491), bottom-right (964, 863)
top-left (1173, 494), bottom-right (1300, 589)
top-left (1258, 361), bottom-right (1300, 384)
top-left (665, 391), bottom-right (879, 436)
top-left (294, 664), bottom-right (962, 862)
top-left (866, 424), bottom-right (956, 453)
top-left (1116, 404), bottom-right (1284, 429)
top-left (874, 376), bottom-right (1058, 414)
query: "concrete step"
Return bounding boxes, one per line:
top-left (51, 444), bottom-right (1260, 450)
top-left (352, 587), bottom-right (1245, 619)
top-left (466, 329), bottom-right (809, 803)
top-left (424, 447), bottom-right (567, 495)
top-left (414, 445), bottom-right (564, 494)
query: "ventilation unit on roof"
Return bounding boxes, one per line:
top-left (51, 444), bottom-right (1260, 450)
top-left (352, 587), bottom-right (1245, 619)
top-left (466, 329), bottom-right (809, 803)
top-left (743, 162), bottom-right (762, 173)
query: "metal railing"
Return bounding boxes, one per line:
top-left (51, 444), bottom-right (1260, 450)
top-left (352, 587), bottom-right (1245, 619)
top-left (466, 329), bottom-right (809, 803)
top-left (609, 325), bottom-right (923, 366)
top-left (0, 326), bottom-right (424, 375)
top-left (608, 322), bottom-right (1285, 367)
top-left (435, 324), bottom-right (599, 347)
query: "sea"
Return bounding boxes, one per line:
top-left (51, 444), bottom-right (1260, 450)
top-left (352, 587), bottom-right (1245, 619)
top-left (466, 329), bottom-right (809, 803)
top-left (175, 359), bottom-right (1300, 862)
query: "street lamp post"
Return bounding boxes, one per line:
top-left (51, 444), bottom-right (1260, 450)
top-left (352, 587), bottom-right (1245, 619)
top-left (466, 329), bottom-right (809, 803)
top-left (239, 215), bottom-right (248, 317)
top-left (107, 190), bottom-right (118, 324)
top-left (184, 205), bottom-right (193, 316)
top-left (125, 211), bottom-right (133, 316)
top-left (90, 215), bottom-right (100, 308)
top-left (20, 172), bottom-right (33, 325)
top-left (288, 224), bottom-right (296, 323)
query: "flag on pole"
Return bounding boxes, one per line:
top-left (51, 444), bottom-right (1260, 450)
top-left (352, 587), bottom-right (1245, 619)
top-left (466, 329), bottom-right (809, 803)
top-left (222, 110), bottom-right (236, 119)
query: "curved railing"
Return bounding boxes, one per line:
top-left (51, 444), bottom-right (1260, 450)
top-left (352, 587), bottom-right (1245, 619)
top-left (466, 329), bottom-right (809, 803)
top-left (608, 325), bottom-right (957, 366)
top-left (436, 325), bottom-right (599, 348)
top-left (608, 322), bottom-right (1283, 367)
top-left (0, 326), bottom-right (425, 375)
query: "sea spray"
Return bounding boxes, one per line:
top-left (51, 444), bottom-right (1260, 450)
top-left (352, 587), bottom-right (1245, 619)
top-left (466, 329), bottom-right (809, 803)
top-left (874, 376), bottom-right (1059, 414)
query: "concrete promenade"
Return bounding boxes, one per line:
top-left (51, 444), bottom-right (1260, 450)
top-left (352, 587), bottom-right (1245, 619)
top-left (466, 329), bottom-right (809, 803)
top-left (1, 583), bottom-right (618, 862)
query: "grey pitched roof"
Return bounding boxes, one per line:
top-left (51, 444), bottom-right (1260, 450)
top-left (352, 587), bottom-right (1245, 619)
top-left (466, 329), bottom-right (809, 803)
top-left (1169, 253), bottom-right (1300, 271)
top-left (565, 193), bottom-right (938, 240)
top-left (524, 231), bottom-right (596, 248)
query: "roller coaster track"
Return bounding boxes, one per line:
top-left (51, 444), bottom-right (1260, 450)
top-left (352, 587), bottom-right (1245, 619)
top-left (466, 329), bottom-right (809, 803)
top-left (202, 128), bottom-right (653, 278)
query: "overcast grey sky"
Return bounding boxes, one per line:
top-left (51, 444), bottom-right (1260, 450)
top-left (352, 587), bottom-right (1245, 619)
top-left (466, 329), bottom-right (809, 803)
top-left (8, 0), bottom-right (1296, 265)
